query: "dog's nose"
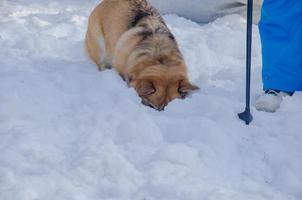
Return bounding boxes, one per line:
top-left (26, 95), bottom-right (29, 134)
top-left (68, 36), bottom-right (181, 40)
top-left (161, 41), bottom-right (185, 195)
top-left (157, 105), bottom-right (165, 111)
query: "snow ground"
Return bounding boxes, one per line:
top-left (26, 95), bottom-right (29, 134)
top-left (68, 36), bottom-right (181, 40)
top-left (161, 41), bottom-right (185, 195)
top-left (0, 1), bottom-right (302, 200)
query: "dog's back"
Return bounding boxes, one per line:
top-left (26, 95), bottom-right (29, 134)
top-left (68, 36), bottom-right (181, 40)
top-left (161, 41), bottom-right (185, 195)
top-left (85, 0), bottom-right (177, 68)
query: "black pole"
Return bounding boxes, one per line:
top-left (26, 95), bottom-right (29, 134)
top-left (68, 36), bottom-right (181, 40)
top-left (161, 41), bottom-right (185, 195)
top-left (238, 0), bottom-right (253, 125)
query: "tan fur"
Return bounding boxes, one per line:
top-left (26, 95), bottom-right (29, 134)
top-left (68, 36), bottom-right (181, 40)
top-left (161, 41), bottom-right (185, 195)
top-left (85, 0), bottom-right (198, 110)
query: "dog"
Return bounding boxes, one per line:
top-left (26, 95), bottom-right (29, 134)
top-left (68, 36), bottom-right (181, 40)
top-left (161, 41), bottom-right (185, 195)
top-left (85, 0), bottom-right (199, 111)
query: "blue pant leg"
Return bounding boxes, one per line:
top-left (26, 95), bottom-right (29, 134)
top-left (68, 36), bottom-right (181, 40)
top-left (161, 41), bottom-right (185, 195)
top-left (259, 0), bottom-right (302, 92)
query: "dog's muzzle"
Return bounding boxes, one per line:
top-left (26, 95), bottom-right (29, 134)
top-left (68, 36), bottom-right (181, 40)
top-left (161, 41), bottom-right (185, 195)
top-left (141, 99), bottom-right (165, 111)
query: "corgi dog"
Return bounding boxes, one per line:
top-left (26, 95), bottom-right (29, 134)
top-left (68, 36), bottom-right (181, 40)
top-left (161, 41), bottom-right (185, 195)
top-left (85, 0), bottom-right (199, 111)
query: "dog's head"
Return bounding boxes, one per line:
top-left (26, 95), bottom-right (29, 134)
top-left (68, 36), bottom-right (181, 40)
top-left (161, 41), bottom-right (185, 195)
top-left (130, 67), bottom-right (199, 111)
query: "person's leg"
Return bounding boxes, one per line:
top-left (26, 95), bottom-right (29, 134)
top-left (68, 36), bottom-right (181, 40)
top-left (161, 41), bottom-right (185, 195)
top-left (256, 0), bottom-right (302, 112)
top-left (259, 0), bottom-right (302, 92)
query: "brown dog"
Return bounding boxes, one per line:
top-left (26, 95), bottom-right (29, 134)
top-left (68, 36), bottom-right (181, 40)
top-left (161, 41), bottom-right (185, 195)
top-left (85, 0), bottom-right (198, 111)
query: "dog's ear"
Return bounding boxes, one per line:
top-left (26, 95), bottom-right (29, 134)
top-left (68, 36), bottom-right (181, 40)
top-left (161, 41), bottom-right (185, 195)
top-left (178, 79), bottom-right (199, 99)
top-left (136, 80), bottom-right (156, 96)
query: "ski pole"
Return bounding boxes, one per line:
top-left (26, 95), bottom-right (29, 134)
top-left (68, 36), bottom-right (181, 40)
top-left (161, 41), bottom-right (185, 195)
top-left (238, 0), bottom-right (253, 125)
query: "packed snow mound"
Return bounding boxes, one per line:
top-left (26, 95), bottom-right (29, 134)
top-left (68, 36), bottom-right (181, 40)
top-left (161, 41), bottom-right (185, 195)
top-left (0, 1), bottom-right (302, 200)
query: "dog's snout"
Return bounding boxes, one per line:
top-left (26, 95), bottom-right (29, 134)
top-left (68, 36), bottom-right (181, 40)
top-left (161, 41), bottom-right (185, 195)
top-left (141, 99), bottom-right (166, 111)
top-left (157, 105), bottom-right (165, 111)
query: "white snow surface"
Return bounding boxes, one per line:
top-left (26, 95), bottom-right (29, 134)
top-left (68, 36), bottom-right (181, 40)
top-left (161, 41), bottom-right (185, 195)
top-left (0, 1), bottom-right (302, 200)
top-left (150, 0), bottom-right (263, 23)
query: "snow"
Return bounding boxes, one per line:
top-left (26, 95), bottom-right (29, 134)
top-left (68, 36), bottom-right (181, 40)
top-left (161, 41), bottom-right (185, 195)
top-left (150, 0), bottom-right (263, 23)
top-left (0, 0), bottom-right (302, 200)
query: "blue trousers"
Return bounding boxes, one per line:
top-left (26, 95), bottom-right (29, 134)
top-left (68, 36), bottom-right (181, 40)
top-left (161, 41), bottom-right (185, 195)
top-left (259, 0), bottom-right (302, 92)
